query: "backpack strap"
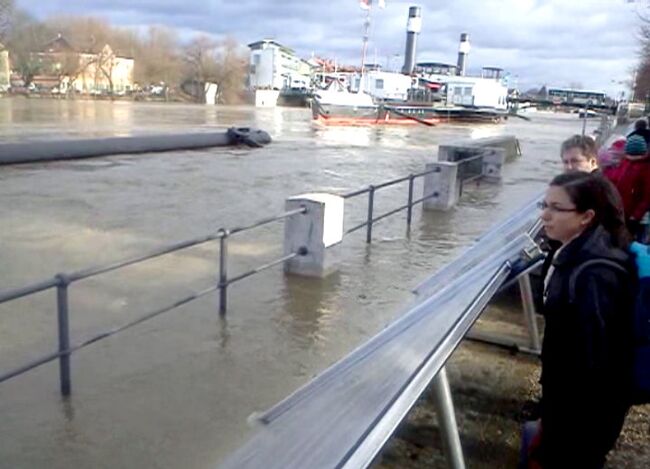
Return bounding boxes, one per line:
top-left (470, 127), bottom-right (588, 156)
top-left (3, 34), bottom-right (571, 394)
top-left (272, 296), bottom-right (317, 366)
top-left (568, 259), bottom-right (629, 303)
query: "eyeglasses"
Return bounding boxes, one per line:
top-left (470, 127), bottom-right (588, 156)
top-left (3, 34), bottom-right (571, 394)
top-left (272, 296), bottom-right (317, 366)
top-left (536, 201), bottom-right (578, 213)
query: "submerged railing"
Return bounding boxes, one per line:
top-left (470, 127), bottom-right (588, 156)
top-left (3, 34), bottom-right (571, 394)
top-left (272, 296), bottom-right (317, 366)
top-left (343, 154), bottom-right (485, 243)
top-left (0, 155), bottom-right (488, 397)
top-left (0, 207), bottom-right (307, 395)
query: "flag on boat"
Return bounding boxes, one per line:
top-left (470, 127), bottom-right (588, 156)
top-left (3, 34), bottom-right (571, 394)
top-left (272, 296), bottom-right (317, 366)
top-left (359, 0), bottom-right (385, 9)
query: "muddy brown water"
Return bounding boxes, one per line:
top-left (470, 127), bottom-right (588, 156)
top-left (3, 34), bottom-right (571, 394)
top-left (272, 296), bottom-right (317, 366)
top-left (0, 99), bottom-right (599, 468)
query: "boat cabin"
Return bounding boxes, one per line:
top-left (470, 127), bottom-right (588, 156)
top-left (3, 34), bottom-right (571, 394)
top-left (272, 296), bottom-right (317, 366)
top-left (444, 76), bottom-right (508, 109)
top-left (351, 71), bottom-right (413, 100)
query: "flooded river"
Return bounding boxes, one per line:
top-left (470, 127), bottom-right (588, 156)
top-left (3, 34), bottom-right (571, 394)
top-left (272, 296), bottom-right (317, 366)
top-left (0, 98), bottom-right (599, 468)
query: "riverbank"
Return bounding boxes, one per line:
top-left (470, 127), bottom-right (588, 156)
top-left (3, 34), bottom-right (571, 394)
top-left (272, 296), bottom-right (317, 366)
top-left (372, 298), bottom-right (650, 468)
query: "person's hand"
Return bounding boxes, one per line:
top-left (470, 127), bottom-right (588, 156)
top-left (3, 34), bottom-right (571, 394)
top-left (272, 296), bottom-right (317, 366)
top-left (630, 242), bottom-right (650, 278)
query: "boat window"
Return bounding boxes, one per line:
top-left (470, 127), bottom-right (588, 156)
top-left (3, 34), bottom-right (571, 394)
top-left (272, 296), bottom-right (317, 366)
top-left (454, 86), bottom-right (462, 95)
top-left (375, 79), bottom-right (384, 90)
top-left (463, 87), bottom-right (472, 96)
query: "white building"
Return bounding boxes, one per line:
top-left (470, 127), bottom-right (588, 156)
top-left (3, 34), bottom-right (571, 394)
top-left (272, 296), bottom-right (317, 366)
top-left (247, 40), bottom-right (312, 90)
top-left (0, 47), bottom-right (9, 91)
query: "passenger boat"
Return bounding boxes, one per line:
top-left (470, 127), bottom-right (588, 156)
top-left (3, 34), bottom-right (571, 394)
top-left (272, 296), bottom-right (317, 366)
top-left (311, 80), bottom-right (506, 126)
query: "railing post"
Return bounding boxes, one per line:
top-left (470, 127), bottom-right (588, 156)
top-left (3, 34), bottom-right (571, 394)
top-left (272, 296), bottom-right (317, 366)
top-left (423, 162), bottom-right (460, 211)
top-left (432, 366), bottom-right (466, 469)
top-left (284, 194), bottom-right (344, 277)
top-left (366, 185), bottom-right (375, 243)
top-left (406, 174), bottom-right (414, 231)
top-left (55, 274), bottom-right (71, 397)
top-left (518, 273), bottom-right (541, 352)
top-left (218, 229), bottom-right (229, 316)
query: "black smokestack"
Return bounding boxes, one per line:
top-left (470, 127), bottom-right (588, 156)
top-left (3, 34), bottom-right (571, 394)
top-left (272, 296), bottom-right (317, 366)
top-left (457, 33), bottom-right (470, 76)
top-left (401, 6), bottom-right (422, 75)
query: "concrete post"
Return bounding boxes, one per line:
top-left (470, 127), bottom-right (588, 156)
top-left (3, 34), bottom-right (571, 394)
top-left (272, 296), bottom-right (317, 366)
top-left (423, 162), bottom-right (460, 211)
top-left (471, 135), bottom-right (520, 161)
top-left (480, 147), bottom-right (506, 182)
top-left (438, 145), bottom-right (483, 163)
top-left (284, 193), bottom-right (344, 277)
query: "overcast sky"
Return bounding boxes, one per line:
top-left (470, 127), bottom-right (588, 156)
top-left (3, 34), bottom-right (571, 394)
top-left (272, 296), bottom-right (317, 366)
top-left (18, 0), bottom-right (646, 97)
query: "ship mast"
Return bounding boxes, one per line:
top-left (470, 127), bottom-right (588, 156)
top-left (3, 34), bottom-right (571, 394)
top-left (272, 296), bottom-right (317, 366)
top-left (360, 6), bottom-right (371, 75)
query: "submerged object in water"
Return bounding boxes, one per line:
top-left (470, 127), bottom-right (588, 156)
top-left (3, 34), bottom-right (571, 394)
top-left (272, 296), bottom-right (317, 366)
top-left (0, 127), bottom-right (272, 165)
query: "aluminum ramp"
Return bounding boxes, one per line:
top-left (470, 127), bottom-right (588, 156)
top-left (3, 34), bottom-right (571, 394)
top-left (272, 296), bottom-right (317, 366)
top-left (219, 200), bottom-right (541, 469)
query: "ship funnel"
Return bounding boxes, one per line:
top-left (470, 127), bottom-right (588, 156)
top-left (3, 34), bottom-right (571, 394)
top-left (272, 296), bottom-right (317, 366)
top-left (401, 6), bottom-right (422, 75)
top-left (457, 33), bottom-right (470, 76)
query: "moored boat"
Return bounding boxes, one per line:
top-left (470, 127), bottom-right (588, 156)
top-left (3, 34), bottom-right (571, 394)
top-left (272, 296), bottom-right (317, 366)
top-left (311, 83), bottom-right (505, 126)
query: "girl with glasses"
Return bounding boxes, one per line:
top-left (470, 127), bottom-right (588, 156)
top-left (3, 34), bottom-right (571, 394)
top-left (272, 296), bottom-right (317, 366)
top-left (524, 172), bottom-right (635, 468)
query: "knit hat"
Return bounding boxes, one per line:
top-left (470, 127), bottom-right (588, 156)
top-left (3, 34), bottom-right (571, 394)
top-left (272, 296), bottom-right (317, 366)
top-left (625, 135), bottom-right (647, 156)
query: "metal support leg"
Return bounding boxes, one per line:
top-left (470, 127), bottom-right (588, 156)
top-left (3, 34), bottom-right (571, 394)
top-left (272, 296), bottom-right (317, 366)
top-left (518, 273), bottom-right (541, 352)
top-left (366, 185), bottom-right (375, 244)
top-left (55, 274), bottom-right (72, 397)
top-left (432, 366), bottom-right (465, 469)
top-left (218, 229), bottom-right (229, 316)
top-left (406, 174), bottom-right (414, 231)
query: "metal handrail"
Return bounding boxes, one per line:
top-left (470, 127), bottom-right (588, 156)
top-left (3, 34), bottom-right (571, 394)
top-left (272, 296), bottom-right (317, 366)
top-left (0, 206), bottom-right (307, 396)
top-left (341, 167), bottom-right (439, 199)
top-left (344, 191), bottom-right (439, 236)
top-left (0, 156), bottom-right (498, 396)
top-left (0, 282), bottom-right (220, 386)
top-left (341, 155), bottom-right (485, 243)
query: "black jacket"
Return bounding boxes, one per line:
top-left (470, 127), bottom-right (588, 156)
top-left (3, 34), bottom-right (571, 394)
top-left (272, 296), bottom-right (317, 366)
top-left (539, 225), bottom-right (635, 468)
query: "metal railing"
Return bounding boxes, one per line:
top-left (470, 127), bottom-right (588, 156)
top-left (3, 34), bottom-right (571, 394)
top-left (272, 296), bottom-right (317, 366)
top-left (341, 156), bottom-right (483, 243)
top-left (0, 155), bottom-right (492, 397)
top-left (0, 206), bottom-right (306, 396)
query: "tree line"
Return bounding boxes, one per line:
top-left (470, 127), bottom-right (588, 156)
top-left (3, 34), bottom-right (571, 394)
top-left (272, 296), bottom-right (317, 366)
top-left (636, 13), bottom-right (650, 102)
top-left (0, 0), bottom-right (248, 103)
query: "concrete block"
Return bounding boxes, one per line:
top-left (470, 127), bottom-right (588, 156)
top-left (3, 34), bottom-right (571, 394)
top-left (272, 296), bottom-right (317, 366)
top-left (471, 135), bottom-right (520, 161)
top-left (283, 193), bottom-right (344, 277)
top-left (438, 145), bottom-right (484, 163)
top-left (481, 147), bottom-right (506, 182)
top-left (423, 162), bottom-right (460, 211)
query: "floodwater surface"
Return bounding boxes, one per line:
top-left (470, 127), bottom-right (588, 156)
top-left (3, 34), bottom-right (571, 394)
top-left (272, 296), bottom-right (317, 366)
top-left (0, 98), bottom-right (599, 468)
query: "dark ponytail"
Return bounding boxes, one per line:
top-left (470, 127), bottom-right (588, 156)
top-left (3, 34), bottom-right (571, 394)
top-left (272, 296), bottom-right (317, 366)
top-left (549, 171), bottom-right (632, 248)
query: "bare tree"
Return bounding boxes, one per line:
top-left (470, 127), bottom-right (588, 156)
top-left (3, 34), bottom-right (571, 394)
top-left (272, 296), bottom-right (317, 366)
top-left (0, 0), bottom-right (14, 44)
top-left (633, 7), bottom-right (650, 100)
top-left (184, 34), bottom-right (219, 84)
top-left (44, 16), bottom-right (113, 54)
top-left (212, 36), bottom-right (248, 104)
top-left (5, 11), bottom-right (53, 85)
top-left (135, 26), bottom-right (182, 92)
top-left (91, 44), bottom-right (117, 96)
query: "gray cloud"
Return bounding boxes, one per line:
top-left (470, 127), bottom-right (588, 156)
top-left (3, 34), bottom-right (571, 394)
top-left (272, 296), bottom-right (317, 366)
top-left (17, 0), bottom-right (642, 95)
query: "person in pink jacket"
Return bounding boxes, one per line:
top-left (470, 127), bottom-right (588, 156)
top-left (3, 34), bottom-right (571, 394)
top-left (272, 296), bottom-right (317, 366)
top-left (604, 134), bottom-right (650, 238)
